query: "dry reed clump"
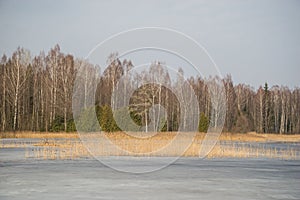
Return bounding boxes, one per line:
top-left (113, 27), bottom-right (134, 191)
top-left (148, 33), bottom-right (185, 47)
top-left (1, 131), bottom-right (299, 159)
top-left (219, 132), bottom-right (300, 142)
top-left (25, 142), bottom-right (89, 160)
top-left (2, 131), bottom-right (300, 142)
top-left (0, 141), bottom-right (29, 148)
top-left (23, 133), bottom-right (300, 160)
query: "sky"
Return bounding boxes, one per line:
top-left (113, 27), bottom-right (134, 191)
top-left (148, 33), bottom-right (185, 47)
top-left (0, 0), bottom-right (299, 89)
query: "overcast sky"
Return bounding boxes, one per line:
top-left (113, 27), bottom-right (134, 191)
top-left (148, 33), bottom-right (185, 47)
top-left (0, 0), bottom-right (299, 89)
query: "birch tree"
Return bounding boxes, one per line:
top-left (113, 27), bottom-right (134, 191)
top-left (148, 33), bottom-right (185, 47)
top-left (0, 55), bottom-right (7, 131)
top-left (6, 48), bottom-right (31, 131)
top-left (45, 44), bottom-right (62, 127)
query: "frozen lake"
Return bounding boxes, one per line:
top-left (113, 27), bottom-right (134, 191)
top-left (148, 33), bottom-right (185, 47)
top-left (0, 148), bottom-right (300, 200)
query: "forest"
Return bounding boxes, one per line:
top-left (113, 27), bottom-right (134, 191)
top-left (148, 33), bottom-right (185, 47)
top-left (0, 44), bottom-right (299, 134)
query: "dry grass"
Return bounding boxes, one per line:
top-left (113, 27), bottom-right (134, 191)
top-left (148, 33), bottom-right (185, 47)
top-left (24, 139), bottom-right (299, 160)
top-left (219, 132), bottom-right (300, 143)
top-left (1, 131), bottom-right (299, 159)
top-left (24, 133), bottom-right (300, 160)
top-left (2, 131), bottom-right (300, 142)
top-left (0, 131), bottom-right (79, 139)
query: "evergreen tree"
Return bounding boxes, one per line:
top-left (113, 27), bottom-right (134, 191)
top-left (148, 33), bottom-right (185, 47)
top-left (198, 112), bottom-right (209, 132)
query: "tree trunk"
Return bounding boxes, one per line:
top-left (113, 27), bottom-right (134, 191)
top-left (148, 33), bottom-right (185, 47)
top-left (13, 60), bottom-right (20, 131)
top-left (2, 67), bottom-right (6, 132)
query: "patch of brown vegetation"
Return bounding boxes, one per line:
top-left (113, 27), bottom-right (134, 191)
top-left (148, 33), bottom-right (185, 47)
top-left (0, 131), bottom-right (79, 139)
top-left (2, 131), bottom-right (300, 142)
top-left (1, 131), bottom-right (299, 159)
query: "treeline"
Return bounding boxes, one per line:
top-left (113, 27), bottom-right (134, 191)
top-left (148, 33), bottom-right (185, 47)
top-left (0, 45), bottom-right (299, 134)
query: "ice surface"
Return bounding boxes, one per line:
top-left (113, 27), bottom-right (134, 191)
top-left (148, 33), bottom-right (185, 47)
top-left (1, 147), bottom-right (300, 200)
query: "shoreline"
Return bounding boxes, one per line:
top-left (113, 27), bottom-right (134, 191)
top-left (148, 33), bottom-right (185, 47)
top-left (1, 131), bottom-right (300, 143)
